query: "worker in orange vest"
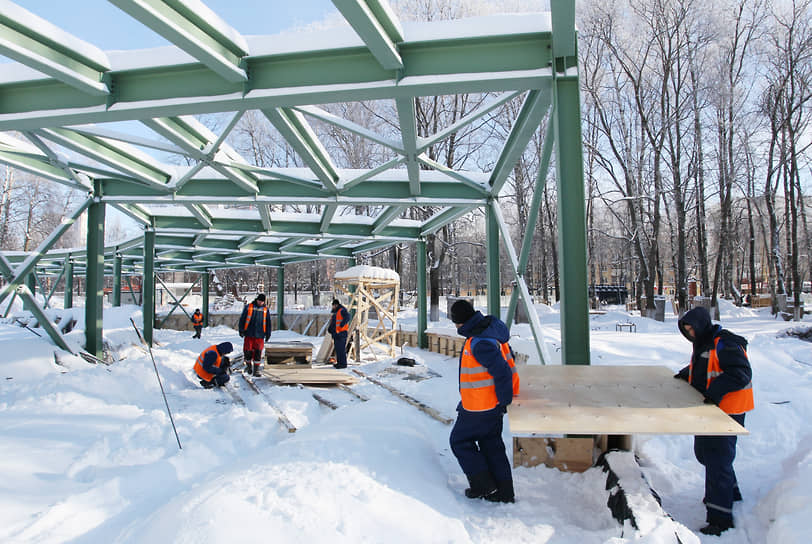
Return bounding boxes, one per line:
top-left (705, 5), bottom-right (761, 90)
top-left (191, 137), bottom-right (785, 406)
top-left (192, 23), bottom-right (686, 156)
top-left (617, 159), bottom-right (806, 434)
top-left (328, 299), bottom-right (350, 369)
top-left (675, 306), bottom-right (754, 536)
top-left (448, 299), bottom-right (519, 503)
top-left (191, 308), bottom-right (204, 339)
top-left (194, 342), bottom-right (233, 389)
top-left (238, 294), bottom-right (272, 377)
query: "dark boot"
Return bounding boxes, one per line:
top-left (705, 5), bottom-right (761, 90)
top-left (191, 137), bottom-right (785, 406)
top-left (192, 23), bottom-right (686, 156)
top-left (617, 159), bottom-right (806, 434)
top-left (485, 479), bottom-right (515, 503)
top-left (252, 363), bottom-right (261, 377)
top-left (733, 486), bottom-right (742, 502)
top-left (200, 379), bottom-right (214, 389)
top-left (700, 518), bottom-right (734, 536)
top-left (464, 471), bottom-right (498, 500)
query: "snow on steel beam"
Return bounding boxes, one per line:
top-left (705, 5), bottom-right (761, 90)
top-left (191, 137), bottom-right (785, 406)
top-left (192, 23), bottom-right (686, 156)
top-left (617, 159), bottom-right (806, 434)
top-left (340, 157), bottom-right (406, 190)
top-left (332, 0), bottom-right (404, 70)
top-left (420, 206), bottom-right (476, 236)
top-left (395, 97), bottom-right (419, 195)
top-left (109, 0), bottom-right (249, 82)
top-left (23, 132), bottom-right (94, 190)
top-left (36, 127), bottom-right (171, 188)
top-left (68, 124), bottom-right (186, 154)
top-left (417, 155), bottom-right (490, 195)
top-left (294, 105), bottom-right (404, 152)
top-left (488, 88), bottom-right (551, 195)
top-left (0, 0), bottom-right (110, 95)
top-left (0, 34), bottom-right (552, 131)
top-left (263, 108), bottom-right (340, 191)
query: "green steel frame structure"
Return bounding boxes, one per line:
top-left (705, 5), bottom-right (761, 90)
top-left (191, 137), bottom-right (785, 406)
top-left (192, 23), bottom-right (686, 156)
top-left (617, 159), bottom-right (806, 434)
top-left (0, 0), bottom-right (589, 366)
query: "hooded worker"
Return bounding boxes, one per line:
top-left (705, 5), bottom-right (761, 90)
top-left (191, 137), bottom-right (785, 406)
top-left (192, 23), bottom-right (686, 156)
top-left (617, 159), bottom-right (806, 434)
top-left (194, 342), bottom-right (234, 389)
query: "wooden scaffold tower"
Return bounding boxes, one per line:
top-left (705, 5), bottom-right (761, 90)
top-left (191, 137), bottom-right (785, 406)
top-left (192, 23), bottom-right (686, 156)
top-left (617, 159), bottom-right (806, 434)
top-left (333, 265), bottom-right (400, 361)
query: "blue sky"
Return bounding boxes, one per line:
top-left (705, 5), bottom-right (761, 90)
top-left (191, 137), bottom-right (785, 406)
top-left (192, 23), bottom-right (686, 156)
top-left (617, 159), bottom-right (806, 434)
top-left (18, 0), bottom-right (340, 51)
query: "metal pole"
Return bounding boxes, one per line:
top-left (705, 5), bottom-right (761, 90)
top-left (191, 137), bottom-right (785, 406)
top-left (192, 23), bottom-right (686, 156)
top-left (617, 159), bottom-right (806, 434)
top-left (202, 271), bottom-right (210, 327)
top-left (486, 202), bottom-right (501, 318)
top-left (416, 239), bottom-right (427, 349)
top-left (554, 72), bottom-right (590, 365)
top-left (277, 266), bottom-right (284, 330)
top-left (85, 189), bottom-right (105, 358)
top-left (64, 256), bottom-right (73, 309)
top-left (143, 230), bottom-right (156, 346)
top-left (113, 252), bottom-right (122, 307)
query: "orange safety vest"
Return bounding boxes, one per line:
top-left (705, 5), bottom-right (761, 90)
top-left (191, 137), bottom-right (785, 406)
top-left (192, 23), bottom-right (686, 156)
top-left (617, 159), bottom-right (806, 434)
top-left (459, 337), bottom-right (520, 411)
top-left (244, 304), bottom-right (268, 333)
top-left (192, 312), bottom-right (203, 326)
top-left (690, 337), bottom-right (754, 414)
top-left (194, 345), bottom-right (223, 382)
top-left (334, 307), bottom-right (349, 333)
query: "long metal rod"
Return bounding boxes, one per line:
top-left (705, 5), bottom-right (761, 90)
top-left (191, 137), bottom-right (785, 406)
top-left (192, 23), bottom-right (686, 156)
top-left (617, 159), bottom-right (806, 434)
top-left (491, 200), bottom-right (548, 365)
top-left (130, 318), bottom-right (182, 450)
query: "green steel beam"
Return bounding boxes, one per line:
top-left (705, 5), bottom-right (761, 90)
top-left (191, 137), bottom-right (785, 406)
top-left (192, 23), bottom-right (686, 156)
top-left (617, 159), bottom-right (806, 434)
top-left (85, 187), bottom-right (105, 358)
top-left (0, 260), bottom-right (73, 352)
top-left (45, 265), bottom-right (65, 309)
top-left (320, 205), bottom-right (338, 233)
top-left (295, 105), bottom-right (403, 152)
top-left (143, 230), bottom-right (156, 346)
top-left (486, 203), bottom-right (500, 317)
top-left (64, 256), bottom-right (73, 309)
top-left (319, 239), bottom-right (349, 253)
top-left (238, 235), bottom-right (260, 249)
top-left (488, 88), bottom-right (552, 195)
top-left (420, 206), bottom-right (475, 236)
top-left (258, 204), bottom-right (273, 231)
top-left (156, 274), bottom-right (196, 327)
top-left (0, 195), bottom-right (92, 308)
top-left (22, 132), bottom-right (93, 190)
top-left (395, 97), bottom-right (420, 195)
top-left (109, 0), bottom-right (249, 82)
top-left (112, 203), bottom-right (153, 226)
top-left (491, 200), bottom-right (547, 365)
top-left (185, 204), bottom-right (213, 228)
top-left (554, 75), bottom-right (590, 365)
top-left (551, 0), bottom-right (576, 59)
top-left (506, 117), bottom-right (555, 327)
top-left (36, 128), bottom-right (171, 188)
top-left (417, 91), bottom-right (522, 152)
top-left (332, 0), bottom-right (403, 70)
top-left (277, 267), bottom-right (285, 330)
top-left (416, 155), bottom-right (490, 195)
top-left (371, 205), bottom-right (405, 235)
top-left (23, 273), bottom-right (36, 314)
top-left (0, 1), bottom-right (110, 95)
top-left (416, 239), bottom-right (427, 349)
top-left (340, 157), bottom-right (406, 190)
top-left (263, 108), bottom-right (340, 191)
top-left (0, 148), bottom-right (81, 189)
top-left (113, 252), bottom-right (122, 307)
top-left (201, 271), bottom-right (210, 326)
top-left (0, 26), bottom-right (552, 130)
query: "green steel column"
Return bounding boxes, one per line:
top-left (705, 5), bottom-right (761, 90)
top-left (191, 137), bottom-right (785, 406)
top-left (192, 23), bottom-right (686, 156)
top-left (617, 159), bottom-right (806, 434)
top-left (202, 271), bottom-right (210, 327)
top-left (554, 77), bottom-right (590, 365)
top-left (85, 191), bottom-right (105, 358)
top-left (113, 252), bottom-right (122, 307)
top-left (23, 273), bottom-right (36, 312)
top-left (143, 230), bottom-right (155, 346)
top-left (486, 203), bottom-right (501, 318)
top-left (64, 256), bottom-right (73, 309)
top-left (277, 266), bottom-right (285, 330)
top-left (416, 240), bottom-right (427, 349)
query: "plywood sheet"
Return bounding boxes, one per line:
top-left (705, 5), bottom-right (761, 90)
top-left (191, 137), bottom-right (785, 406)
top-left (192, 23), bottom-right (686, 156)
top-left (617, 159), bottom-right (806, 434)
top-left (508, 365), bottom-right (748, 436)
top-left (260, 367), bottom-right (358, 385)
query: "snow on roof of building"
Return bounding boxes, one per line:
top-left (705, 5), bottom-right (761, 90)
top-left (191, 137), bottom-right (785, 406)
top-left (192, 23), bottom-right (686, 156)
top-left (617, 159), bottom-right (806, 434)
top-left (334, 265), bottom-right (400, 282)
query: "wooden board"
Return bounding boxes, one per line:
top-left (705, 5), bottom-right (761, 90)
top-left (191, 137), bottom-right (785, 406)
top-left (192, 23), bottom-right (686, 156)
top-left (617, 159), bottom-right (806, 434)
top-left (265, 341), bottom-right (314, 365)
top-left (260, 367), bottom-right (358, 385)
top-left (508, 365), bottom-right (749, 436)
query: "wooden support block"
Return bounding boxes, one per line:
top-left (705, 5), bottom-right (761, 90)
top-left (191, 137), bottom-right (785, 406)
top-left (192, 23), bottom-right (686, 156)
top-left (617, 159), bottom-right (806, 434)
top-left (513, 436), bottom-right (595, 473)
top-left (265, 342), bottom-right (314, 365)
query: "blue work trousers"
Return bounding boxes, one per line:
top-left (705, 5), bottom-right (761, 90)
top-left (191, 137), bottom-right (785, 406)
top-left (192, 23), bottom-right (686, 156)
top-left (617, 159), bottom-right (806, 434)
top-left (450, 406), bottom-right (512, 482)
top-left (332, 331), bottom-right (348, 367)
top-left (694, 413), bottom-right (745, 523)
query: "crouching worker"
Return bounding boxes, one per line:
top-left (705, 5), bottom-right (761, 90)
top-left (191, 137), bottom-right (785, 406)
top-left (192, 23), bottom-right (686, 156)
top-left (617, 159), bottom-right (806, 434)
top-left (194, 342), bottom-right (234, 389)
top-left (449, 300), bottom-right (520, 503)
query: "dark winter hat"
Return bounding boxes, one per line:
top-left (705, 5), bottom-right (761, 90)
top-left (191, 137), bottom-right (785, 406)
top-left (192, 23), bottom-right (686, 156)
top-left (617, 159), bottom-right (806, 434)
top-left (217, 342), bottom-right (233, 354)
top-left (450, 300), bottom-right (476, 324)
top-left (195, 308), bottom-right (200, 313)
top-left (256, 294), bottom-right (266, 302)
top-left (332, 299), bottom-right (340, 306)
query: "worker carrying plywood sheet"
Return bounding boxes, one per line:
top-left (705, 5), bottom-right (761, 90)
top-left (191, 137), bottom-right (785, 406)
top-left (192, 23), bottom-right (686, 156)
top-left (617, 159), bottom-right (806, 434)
top-left (675, 306), bottom-right (754, 536)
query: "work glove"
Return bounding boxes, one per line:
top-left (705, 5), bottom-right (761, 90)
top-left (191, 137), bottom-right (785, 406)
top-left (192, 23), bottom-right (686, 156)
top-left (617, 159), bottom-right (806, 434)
top-left (703, 397), bottom-right (717, 405)
top-left (673, 372), bottom-right (688, 381)
top-left (238, 330), bottom-right (245, 338)
top-left (265, 335), bottom-right (271, 342)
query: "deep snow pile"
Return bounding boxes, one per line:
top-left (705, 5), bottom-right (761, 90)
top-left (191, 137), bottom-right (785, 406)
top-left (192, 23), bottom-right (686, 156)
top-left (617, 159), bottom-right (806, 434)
top-left (0, 299), bottom-right (810, 543)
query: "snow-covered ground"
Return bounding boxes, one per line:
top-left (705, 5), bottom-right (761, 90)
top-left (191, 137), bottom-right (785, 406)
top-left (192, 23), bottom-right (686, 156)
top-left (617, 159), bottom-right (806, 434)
top-left (0, 299), bottom-right (810, 543)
